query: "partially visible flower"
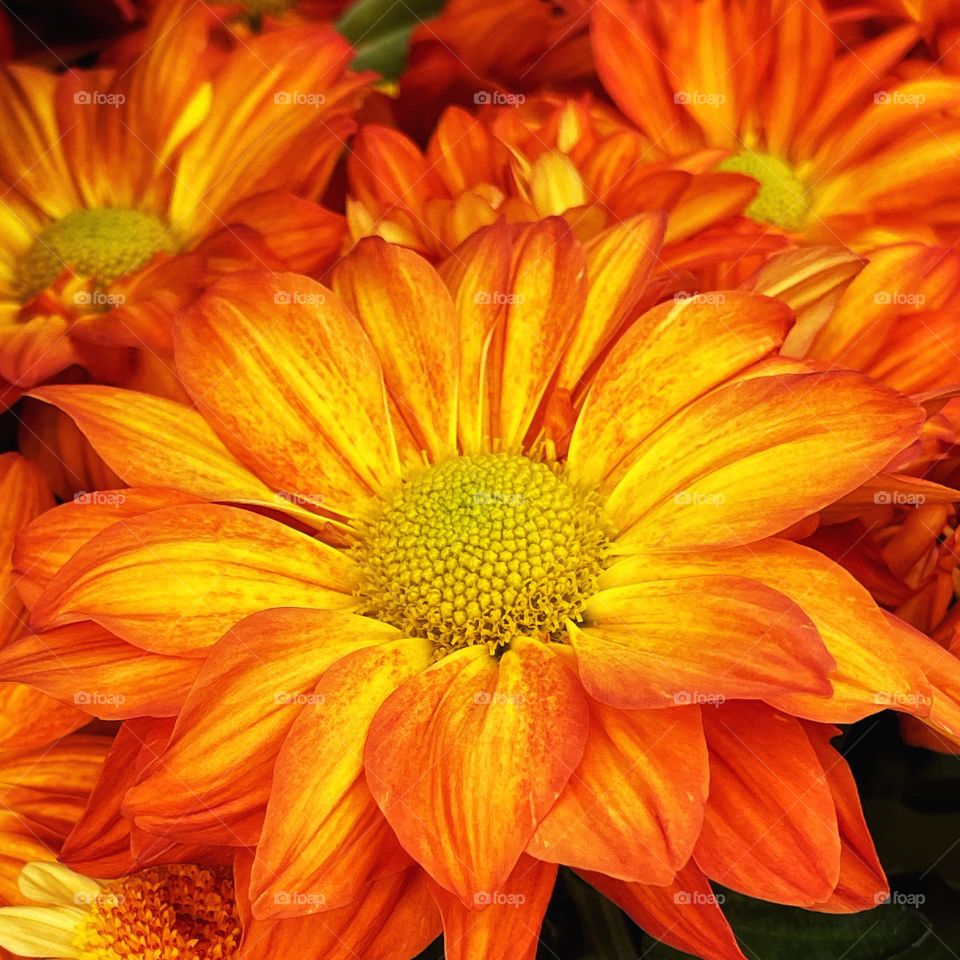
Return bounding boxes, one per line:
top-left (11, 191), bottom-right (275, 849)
top-left (593, 0), bottom-right (960, 247)
top-left (348, 95), bottom-right (786, 283)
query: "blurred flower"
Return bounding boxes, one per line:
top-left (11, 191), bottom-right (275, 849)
top-left (593, 0), bottom-right (960, 247)
top-left (9, 221), bottom-right (958, 956)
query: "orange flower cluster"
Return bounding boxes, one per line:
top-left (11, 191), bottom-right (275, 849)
top-left (0, 1), bottom-right (959, 958)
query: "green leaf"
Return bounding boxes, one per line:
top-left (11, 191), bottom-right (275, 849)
top-left (644, 890), bottom-right (931, 960)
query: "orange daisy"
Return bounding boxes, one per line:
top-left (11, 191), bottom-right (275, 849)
top-left (348, 95), bottom-right (786, 284)
top-left (5, 220), bottom-right (958, 956)
top-left (0, 0), bottom-right (371, 394)
top-left (593, 0), bottom-right (960, 247)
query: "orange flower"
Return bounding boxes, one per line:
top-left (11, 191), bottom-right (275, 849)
top-left (348, 95), bottom-right (786, 283)
top-left (593, 0), bottom-right (960, 247)
top-left (6, 221), bottom-right (956, 956)
top-left (0, 0), bottom-right (370, 394)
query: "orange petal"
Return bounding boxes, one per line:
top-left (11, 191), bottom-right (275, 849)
top-left (602, 371), bottom-right (922, 550)
top-left (174, 271), bottom-right (400, 517)
top-left (0, 453), bottom-right (53, 648)
top-left (693, 702), bottom-right (841, 906)
top-left (125, 610), bottom-right (398, 846)
top-left (602, 542), bottom-right (934, 722)
top-left (569, 575), bottom-right (832, 708)
top-left (432, 855), bottom-right (556, 960)
top-left (567, 292), bottom-right (791, 491)
top-left (529, 700), bottom-right (707, 883)
top-left (0, 682), bottom-right (86, 750)
top-left (365, 638), bottom-right (589, 904)
top-left (583, 862), bottom-right (745, 960)
top-left (237, 855), bottom-right (440, 960)
top-left (0, 622), bottom-right (200, 719)
top-left (251, 637), bottom-right (432, 918)
top-left (333, 239), bottom-right (459, 464)
top-left (805, 724), bottom-right (887, 912)
top-left (30, 503), bottom-right (356, 655)
top-left (14, 487), bottom-right (201, 608)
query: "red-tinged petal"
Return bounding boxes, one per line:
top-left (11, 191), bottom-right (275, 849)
top-left (30, 503), bottom-right (356, 655)
top-left (27, 385), bottom-right (275, 507)
top-left (804, 724), bottom-right (887, 912)
top-left (0, 453), bottom-right (53, 648)
top-left (174, 271), bottom-right (400, 517)
top-left (555, 213), bottom-right (664, 393)
top-left (14, 487), bottom-right (201, 608)
top-left (0, 314), bottom-right (81, 388)
top-left (125, 610), bottom-right (398, 846)
top-left (529, 701), bottom-right (707, 883)
top-left (583, 862), bottom-right (745, 960)
top-left (602, 542), bottom-right (933, 722)
top-left (432, 855), bottom-right (556, 960)
top-left (333, 239), bottom-right (459, 464)
top-left (0, 622), bottom-right (199, 719)
top-left (348, 124), bottom-right (442, 213)
top-left (251, 638), bottom-right (432, 918)
top-left (236, 854), bottom-right (440, 960)
top-left (568, 575), bottom-right (831, 709)
top-left (693, 702), bottom-right (841, 906)
top-left (602, 372), bottom-right (922, 551)
top-left (567, 292), bottom-right (791, 491)
top-left (0, 682), bottom-right (87, 750)
top-left (365, 638), bottom-right (589, 904)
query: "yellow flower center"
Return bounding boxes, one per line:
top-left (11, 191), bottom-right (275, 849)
top-left (355, 453), bottom-right (608, 658)
top-left (15, 207), bottom-right (176, 300)
top-left (74, 865), bottom-right (240, 960)
top-left (715, 150), bottom-right (811, 231)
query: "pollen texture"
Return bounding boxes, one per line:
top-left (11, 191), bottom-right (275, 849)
top-left (355, 453), bottom-right (608, 657)
top-left (74, 864), bottom-right (241, 960)
top-left (16, 207), bottom-right (176, 299)
top-left (716, 150), bottom-right (811, 231)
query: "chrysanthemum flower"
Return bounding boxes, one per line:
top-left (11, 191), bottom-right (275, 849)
top-left (348, 96), bottom-right (785, 281)
top-left (7, 219), bottom-right (960, 956)
top-left (0, 0), bottom-right (371, 394)
top-left (593, 0), bottom-right (960, 247)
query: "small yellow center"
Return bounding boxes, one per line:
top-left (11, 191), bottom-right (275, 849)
top-left (74, 865), bottom-right (240, 960)
top-left (715, 150), bottom-right (811, 231)
top-left (15, 207), bottom-right (176, 300)
top-left (355, 453), bottom-right (608, 657)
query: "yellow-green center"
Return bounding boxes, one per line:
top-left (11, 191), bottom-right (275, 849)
top-left (716, 150), bottom-right (811, 231)
top-left (16, 207), bottom-right (176, 299)
top-left (355, 454), bottom-right (608, 657)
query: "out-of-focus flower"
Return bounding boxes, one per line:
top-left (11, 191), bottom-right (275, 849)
top-left (348, 95), bottom-right (786, 285)
top-left (593, 0), bottom-right (960, 247)
top-left (9, 221), bottom-right (958, 956)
